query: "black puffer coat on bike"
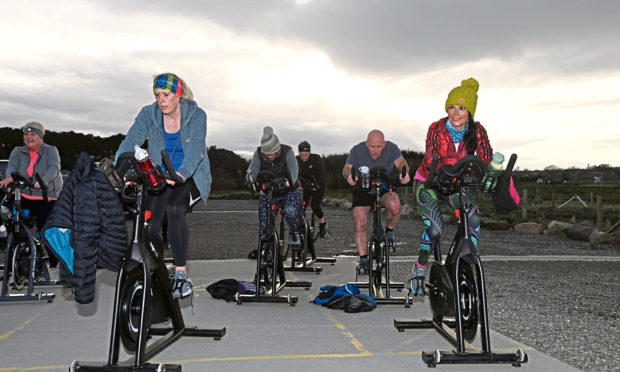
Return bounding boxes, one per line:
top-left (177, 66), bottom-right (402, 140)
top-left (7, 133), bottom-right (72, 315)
top-left (42, 152), bottom-right (127, 304)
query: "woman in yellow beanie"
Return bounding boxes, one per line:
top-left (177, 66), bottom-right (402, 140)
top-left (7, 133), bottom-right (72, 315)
top-left (409, 78), bottom-right (495, 295)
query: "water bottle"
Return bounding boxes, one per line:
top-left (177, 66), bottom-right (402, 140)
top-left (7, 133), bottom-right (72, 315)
top-left (134, 145), bottom-right (164, 188)
top-left (484, 152), bottom-right (504, 189)
top-left (359, 166), bottom-right (370, 189)
top-left (0, 224), bottom-right (7, 238)
top-left (0, 205), bottom-right (11, 220)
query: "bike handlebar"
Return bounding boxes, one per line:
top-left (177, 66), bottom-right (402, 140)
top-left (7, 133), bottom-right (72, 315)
top-left (160, 150), bottom-right (184, 184)
top-left (353, 165), bottom-right (403, 192)
top-left (424, 154), bottom-right (518, 194)
top-left (8, 172), bottom-right (50, 204)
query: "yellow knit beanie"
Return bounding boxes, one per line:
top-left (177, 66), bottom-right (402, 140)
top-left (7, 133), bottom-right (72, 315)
top-left (445, 78), bottom-right (479, 118)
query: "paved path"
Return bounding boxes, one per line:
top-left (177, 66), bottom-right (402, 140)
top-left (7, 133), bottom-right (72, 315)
top-left (0, 259), bottom-right (580, 372)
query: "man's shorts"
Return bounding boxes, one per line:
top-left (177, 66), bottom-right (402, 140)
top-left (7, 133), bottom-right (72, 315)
top-left (352, 190), bottom-right (388, 208)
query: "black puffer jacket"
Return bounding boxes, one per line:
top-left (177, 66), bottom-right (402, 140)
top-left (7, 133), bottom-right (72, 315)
top-left (42, 152), bottom-right (127, 304)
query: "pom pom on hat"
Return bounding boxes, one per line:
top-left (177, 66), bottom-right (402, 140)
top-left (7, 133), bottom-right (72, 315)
top-left (261, 126), bottom-right (281, 154)
top-left (445, 78), bottom-right (479, 118)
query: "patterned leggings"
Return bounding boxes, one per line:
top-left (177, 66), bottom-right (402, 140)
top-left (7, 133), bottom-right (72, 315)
top-left (258, 187), bottom-right (303, 239)
top-left (413, 180), bottom-right (481, 267)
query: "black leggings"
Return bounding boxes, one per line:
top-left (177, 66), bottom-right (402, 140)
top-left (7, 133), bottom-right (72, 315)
top-left (146, 178), bottom-right (200, 267)
top-left (20, 198), bottom-right (57, 267)
top-left (302, 187), bottom-right (325, 219)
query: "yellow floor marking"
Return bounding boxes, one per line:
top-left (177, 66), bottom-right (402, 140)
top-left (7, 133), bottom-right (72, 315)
top-left (0, 319), bottom-right (32, 342)
top-left (0, 365), bottom-right (68, 371)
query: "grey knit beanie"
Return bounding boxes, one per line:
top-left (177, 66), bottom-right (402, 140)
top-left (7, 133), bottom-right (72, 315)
top-left (260, 126), bottom-right (281, 154)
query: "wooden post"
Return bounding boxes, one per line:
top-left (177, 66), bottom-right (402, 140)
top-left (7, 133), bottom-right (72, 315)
top-left (552, 191), bottom-right (555, 207)
top-left (522, 188), bottom-right (528, 219)
top-left (591, 192), bottom-right (594, 207)
top-left (597, 194), bottom-right (603, 229)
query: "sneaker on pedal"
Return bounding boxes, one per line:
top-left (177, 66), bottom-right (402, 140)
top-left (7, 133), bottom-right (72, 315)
top-left (290, 231), bottom-right (301, 250)
top-left (411, 263), bottom-right (427, 296)
top-left (386, 229), bottom-right (396, 253)
top-left (356, 256), bottom-right (370, 276)
top-left (319, 221), bottom-right (328, 238)
top-left (171, 270), bottom-right (193, 300)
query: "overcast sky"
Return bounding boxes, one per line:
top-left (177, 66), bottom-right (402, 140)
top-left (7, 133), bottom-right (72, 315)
top-left (1, 0), bottom-right (618, 170)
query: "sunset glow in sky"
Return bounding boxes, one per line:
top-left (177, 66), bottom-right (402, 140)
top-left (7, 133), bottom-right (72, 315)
top-left (1, 0), bottom-right (619, 170)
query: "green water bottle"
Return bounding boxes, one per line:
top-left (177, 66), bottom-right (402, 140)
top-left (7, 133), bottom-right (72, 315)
top-left (484, 152), bottom-right (504, 189)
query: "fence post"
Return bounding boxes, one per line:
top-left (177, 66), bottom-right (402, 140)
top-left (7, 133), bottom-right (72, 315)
top-left (522, 188), bottom-right (528, 219)
top-left (591, 192), bottom-right (594, 207)
top-left (597, 194), bottom-right (603, 229)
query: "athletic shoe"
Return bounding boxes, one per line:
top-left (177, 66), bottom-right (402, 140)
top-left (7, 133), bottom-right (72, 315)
top-left (319, 221), bottom-right (328, 238)
top-left (356, 256), bottom-right (370, 276)
top-left (386, 229), bottom-right (396, 253)
top-left (248, 249), bottom-right (258, 259)
top-left (171, 270), bottom-right (193, 300)
top-left (290, 231), bottom-right (301, 248)
top-left (410, 263), bottom-right (427, 296)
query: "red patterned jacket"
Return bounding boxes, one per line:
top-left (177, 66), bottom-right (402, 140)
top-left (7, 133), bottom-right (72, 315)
top-left (415, 117), bottom-right (493, 181)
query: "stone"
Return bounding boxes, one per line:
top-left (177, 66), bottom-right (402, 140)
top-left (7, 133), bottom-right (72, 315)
top-left (589, 230), bottom-right (616, 244)
top-left (481, 218), bottom-right (511, 231)
top-left (564, 222), bottom-right (596, 242)
top-left (400, 204), bottom-right (415, 217)
top-left (547, 220), bottom-right (573, 238)
top-left (514, 222), bottom-right (544, 235)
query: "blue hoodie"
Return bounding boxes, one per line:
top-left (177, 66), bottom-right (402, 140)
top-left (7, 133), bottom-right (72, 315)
top-left (115, 99), bottom-right (211, 203)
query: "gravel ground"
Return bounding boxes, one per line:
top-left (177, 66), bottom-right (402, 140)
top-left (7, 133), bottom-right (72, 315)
top-left (3, 199), bottom-right (616, 371)
top-left (194, 200), bottom-right (619, 372)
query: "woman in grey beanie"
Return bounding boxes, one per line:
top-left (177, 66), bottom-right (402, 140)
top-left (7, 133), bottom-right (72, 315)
top-left (246, 126), bottom-right (303, 257)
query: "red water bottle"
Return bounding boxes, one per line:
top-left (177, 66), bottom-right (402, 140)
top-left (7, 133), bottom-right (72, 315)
top-left (134, 145), bottom-right (164, 188)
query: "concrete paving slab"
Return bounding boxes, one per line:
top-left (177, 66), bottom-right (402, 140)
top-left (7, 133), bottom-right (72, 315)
top-left (0, 259), bottom-right (580, 372)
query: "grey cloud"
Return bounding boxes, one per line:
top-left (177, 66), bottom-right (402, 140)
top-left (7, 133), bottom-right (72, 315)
top-left (104, 0), bottom-right (620, 76)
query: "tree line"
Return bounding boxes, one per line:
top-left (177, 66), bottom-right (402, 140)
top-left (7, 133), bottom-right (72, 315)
top-left (1, 127), bottom-right (428, 191)
top-left (18, 126), bottom-right (616, 190)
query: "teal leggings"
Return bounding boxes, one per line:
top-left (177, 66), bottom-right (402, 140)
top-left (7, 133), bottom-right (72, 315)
top-left (413, 180), bottom-right (481, 266)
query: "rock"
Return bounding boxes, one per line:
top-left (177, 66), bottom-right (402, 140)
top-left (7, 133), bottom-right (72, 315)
top-left (589, 230), bottom-right (616, 244)
top-left (400, 204), bottom-right (415, 217)
top-left (564, 221), bottom-right (596, 242)
top-left (547, 220), bottom-right (573, 238)
top-left (514, 222), bottom-right (544, 235)
top-left (322, 198), bottom-right (338, 207)
top-left (340, 200), bottom-right (352, 210)
top-left (481, 218), bottom-right (511, 231)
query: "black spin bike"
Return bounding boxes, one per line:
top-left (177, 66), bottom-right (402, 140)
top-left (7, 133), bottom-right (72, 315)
top-left (237, 170), bottom-right (312, 306)
top-left (71, 151), bottom-right (225, 372)
top-left (1, 172), bottom-right (57, 303)
top-left (284, 175), bottom-right (336, 274)
top-left (348, 166), bottom-right (411, 307)
top-left (394, 154), bottom-right (527, 367)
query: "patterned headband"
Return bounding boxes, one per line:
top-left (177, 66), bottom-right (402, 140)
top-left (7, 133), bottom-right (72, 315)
top-left (153, 74), bottom-right (183, 97)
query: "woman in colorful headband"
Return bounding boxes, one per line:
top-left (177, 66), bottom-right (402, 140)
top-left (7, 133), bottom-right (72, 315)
top-left (0, 121), bottom-right (63, 267)
top-left (115, 72), bottom-right (211, 300)
top-left (410, 78), bottom-right (495, 295)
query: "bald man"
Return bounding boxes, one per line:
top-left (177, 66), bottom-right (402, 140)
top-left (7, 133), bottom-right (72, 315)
top-left (342, 130), bottom-right (410, 275)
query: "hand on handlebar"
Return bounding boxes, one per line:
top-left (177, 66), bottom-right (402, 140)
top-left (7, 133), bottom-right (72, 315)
top-left (0, 177), bottom-right (12, 189)
top-left (399, 173), bottom-right (410, 185)
top-left (346, 174), bottom-right (357, 186)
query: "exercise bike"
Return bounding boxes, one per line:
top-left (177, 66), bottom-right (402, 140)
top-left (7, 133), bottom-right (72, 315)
top-left (0, 172), bottom-right (56, 303)
top-left (71, 151), bottom-right (225, 371)
top-left (237, 170), bottom-right (311, 306)
top-left (348, 166), bottom-right (411, 307)
top-left (393, 154), bottom-right (527, 367)
top-left (284, 176), bottom-right (336, 273)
